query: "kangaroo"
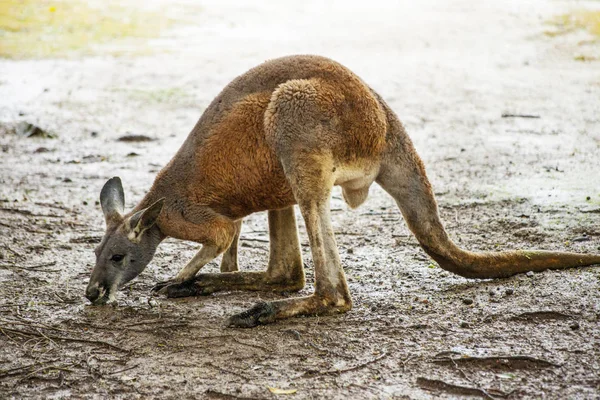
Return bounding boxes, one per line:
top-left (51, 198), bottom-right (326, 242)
top-left (85, 55), bottom-right (600, 327)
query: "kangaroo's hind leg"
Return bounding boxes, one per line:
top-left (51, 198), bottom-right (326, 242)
top-left (227, 152), bottom-right (352, 327)
top-left (227, 79), bottom-right (353, 327)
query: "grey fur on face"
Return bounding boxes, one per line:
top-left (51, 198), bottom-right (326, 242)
top-left (85, 177), bottom-right (164, 305)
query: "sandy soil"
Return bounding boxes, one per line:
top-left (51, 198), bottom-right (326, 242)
top-left (1, 1), bottom-right (599, 399)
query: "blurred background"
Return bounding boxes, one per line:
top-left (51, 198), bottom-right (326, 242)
top-left (1, 0), bottom-right (599, 206)
top-left (1, 2), bottom-right (600, 399)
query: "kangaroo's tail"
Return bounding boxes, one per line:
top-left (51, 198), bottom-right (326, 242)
top-left (375, 108), bottom-right (600, 279)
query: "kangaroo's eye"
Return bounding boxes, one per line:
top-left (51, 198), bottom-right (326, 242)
top-left (110, 254), bottom-right (124, 262)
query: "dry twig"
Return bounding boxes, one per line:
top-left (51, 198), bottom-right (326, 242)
top-left (0, 325), bottom-right (129, 353)
top-left (205, 389), bottom-right (268, 400)
top-left (205, 362), bottom-right (249, 380)
top-left (106, 364), bottom-right (139, 375)
top-left (303, 351), bottom-right (388, 376)
top-left (432, 354), bottom-right (559, 369)
top-left (417, 377), bottom-right (504, 399)
top-left (0, 358), bottom-right (61, 379)
top-left (501, 113), bottom-right (540, 119)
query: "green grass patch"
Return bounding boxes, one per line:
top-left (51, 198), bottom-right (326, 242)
top-left (0, 0), bottom-right (173, 58)
top-left (546, 10), bottom-right (600, 38)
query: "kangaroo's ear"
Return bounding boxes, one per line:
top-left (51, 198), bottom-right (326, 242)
top-left (100, 177), bottom-right (125, 225)
top-left (127, 198), bottom-right (165, 242)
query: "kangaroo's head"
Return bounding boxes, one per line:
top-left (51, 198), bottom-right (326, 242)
top-left (85, 177), bottom-right (164, 305)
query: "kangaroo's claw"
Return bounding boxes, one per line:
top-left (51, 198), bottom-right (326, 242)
top-left (151, 280), bottom-right (178, 295)
top-left (226, 302), bottom-right (276, 328)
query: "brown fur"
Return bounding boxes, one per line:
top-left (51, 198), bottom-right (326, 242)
top-left (86, 55), bottom-right (600, 326)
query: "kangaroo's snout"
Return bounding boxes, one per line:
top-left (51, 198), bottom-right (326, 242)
top-left (85, 284), bottom-right (99, 303)
top-left (85, 282), bottom-right (109, 305)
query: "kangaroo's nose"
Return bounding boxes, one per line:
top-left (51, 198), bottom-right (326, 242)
top-left (85, 284), bottom-right (100, 303)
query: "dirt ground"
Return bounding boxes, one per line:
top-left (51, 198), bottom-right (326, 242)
top-left (1, 1), bottom-right (600, 399)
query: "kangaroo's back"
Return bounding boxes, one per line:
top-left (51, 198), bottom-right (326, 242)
top-left (148, 55), bottom-right (389, 219)
top-left (188, 55), bottom-right (368, 142)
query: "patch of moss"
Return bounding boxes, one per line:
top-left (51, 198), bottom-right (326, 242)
top-left (574, 54), bottom-right (597, 62)
top-left (0, 0), bottom-right (173, 58)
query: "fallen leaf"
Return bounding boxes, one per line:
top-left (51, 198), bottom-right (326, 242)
top-left (268, 387), bottom-right (297, 395)
top-left (496, 373), bottom-right (516, 380)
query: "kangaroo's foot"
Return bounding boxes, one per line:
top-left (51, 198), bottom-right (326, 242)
top-left (227, 294), bottom-right (352, 328)
top-left (227, 301), bottom-right (276, 327)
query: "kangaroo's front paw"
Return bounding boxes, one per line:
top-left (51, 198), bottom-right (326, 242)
top-left (151, 279), bottom-right (180, 295)
top-left (166, 280), bottom-right (216, 298)
top-left (151, 278), bottom-right (215, 298)
top-left (226, 301), bottom-right (276, 328)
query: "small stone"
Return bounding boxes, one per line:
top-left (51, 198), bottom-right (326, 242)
top-left (573, 235), bottom-right (590, 242)
top-left (505, 288), bottom-right (514, 295)
top-left (489, 290), bottom-right (495, 297)
top-left (526, 271), bottom-right (534, 277)
top-left (586, 196), bottom-right (591, 201)
top-left (118, 134), bottom-right (154, 142)
top-left (91, 131), bottom-right (98, 137)
top-left (569, 322), bottom-right (580, 330)
top-left (347, 248), bottom-right (354, 254)
top-left (284, 329), bottom-right (301, 340)
top-left (460, 321), bottom-right (470, 328)
top-left (16, 121), bottom-right (55, 138)
top-left (83, 201), bottom-right (88, 205)
top-left (63, 177), bottom-right (72, 183)
top-left (483, 316), bottom-right (493, 323)
top-left (462, 298), bottom-right (474, 305)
